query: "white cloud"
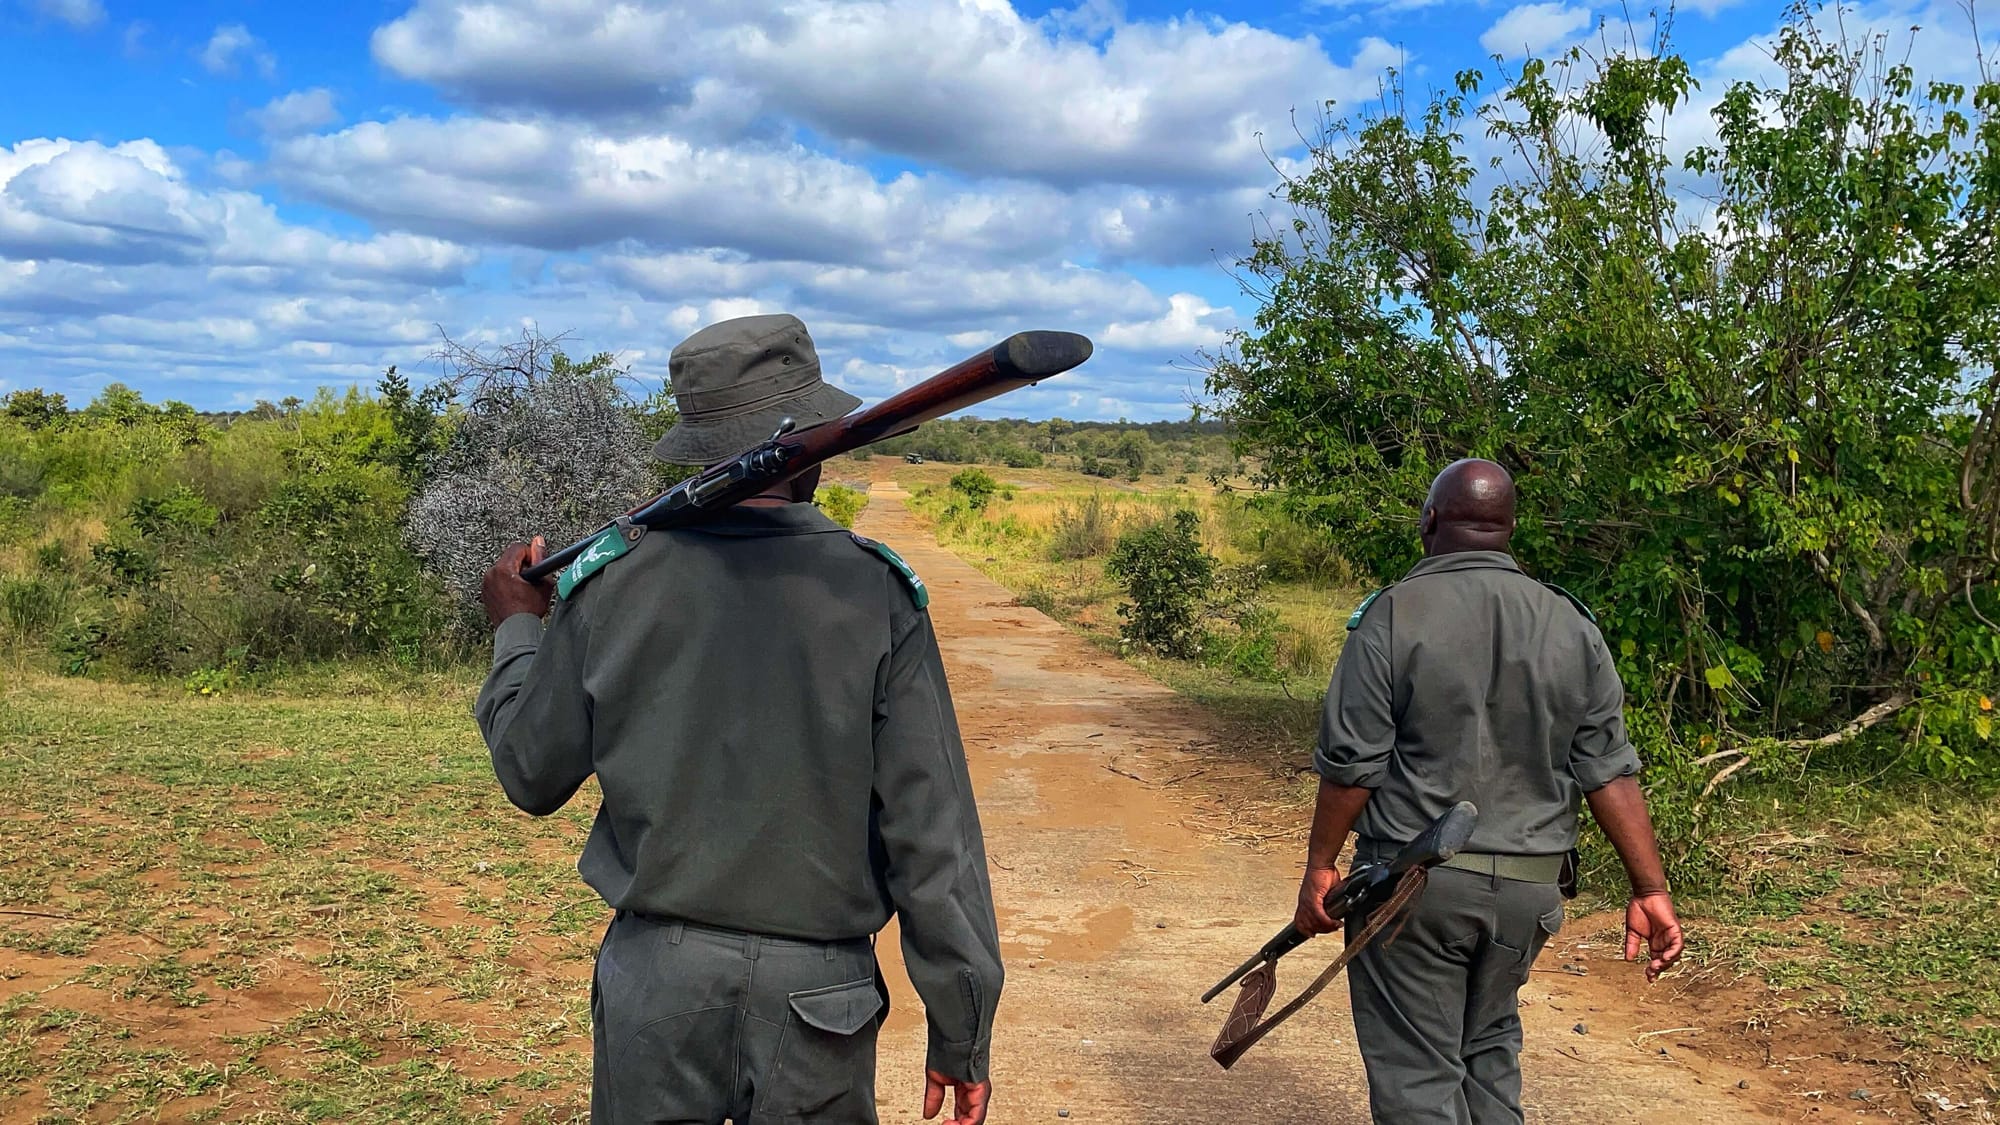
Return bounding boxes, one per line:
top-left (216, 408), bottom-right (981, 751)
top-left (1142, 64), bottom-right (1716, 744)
top-left (199, 23), bottom-right (277, 79)
top-left (0, 139), bottom-right (476, 283)
top-left (1101, 293), bottom-right (1234, 353)
top-left (1480, 3), bottom-right (1594, 56)
top-left (33, 0), bottom-right (104, 30)
top-left (269, 116), bottom-right (1076, 265)
top-left (371, 0), bottom-right (1400, 189)
top-left (248, 89), bottom-right (340, 136)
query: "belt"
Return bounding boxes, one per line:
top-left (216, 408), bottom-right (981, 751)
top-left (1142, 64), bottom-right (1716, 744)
top-left (1436, 851), bottom-right (1566, 883)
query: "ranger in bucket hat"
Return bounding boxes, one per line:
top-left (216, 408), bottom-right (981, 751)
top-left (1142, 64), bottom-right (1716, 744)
top-left (653, 313), bottom-right (862, 464)
top-left (474, 313), bottom-right (1004, 1125)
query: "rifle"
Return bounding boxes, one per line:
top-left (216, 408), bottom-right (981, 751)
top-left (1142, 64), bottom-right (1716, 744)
top-left (1204, 801), bottom-right (1478, 1068)
top-left (523, 331), bottom-right (1093, 584)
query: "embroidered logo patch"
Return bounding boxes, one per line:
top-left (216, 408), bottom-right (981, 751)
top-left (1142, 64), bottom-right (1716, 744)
top-left (556, 528), bottom-right (631, 600)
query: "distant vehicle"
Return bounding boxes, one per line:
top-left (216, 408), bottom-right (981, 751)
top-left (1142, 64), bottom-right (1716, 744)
top-left (905, 454), bottom-right (925, 464)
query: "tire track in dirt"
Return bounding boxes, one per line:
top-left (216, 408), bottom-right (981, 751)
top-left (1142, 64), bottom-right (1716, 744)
top-left (856, 481), bottom-right (1798, 1124)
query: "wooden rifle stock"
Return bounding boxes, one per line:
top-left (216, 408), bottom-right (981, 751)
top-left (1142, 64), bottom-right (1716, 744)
top-left (523, 331), bottom-right (1093, 583)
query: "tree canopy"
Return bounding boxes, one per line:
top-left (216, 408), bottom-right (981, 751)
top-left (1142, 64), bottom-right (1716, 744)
top-left (1207, 7), bottom-right (2000, 774)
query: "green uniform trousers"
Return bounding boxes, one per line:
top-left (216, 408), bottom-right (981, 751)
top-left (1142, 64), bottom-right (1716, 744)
top-left (1345, 867), bottom-right (1565, 1125)
top-left (591, 912), bottom-right (886, 1125)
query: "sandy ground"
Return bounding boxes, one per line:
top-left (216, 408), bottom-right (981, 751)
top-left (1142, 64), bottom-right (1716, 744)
top-left (856, 481), bottom-right (1873, 1125)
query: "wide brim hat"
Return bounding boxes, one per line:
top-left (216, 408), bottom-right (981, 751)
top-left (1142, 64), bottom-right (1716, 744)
top-left (652, 313), bottom-right (862, 465)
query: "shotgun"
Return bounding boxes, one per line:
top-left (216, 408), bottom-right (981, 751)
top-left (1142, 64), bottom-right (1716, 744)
top-left (523, 331), bottom-right (1093, 584)
top-left (1205, 801), bottom-right (1478, 1068)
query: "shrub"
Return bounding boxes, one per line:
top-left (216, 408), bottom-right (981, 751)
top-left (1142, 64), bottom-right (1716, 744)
top-left (815, 484), bottom-right (868, 528)
top-left (948, 469), bottom-right (999, 511)
top-left (1106, 510), bottom-right (1216, 660)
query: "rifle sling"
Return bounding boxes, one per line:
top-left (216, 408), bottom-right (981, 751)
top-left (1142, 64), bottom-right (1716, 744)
top-left (1211, 865), bottom-right (1431, 1069)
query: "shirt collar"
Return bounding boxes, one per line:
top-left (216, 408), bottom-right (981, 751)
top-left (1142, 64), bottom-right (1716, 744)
top-left (1401, 549), bottom-right (1522, 580)
top-left (682, 502), bottom-right (847, 537)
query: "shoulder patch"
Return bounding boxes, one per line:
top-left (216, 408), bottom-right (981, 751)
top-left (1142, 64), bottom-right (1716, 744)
top-left (1346, 586), bottom-right (1390, 631)
top-left (555, 523), bottom-right (639, 600)
top-left (851, 533), bottom-right (928, 609)
top-left (1542, 581), bottom-right (1597, 624)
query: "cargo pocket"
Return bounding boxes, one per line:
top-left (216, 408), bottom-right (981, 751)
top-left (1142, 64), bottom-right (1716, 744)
top-left (757, 977), bottom-right (884, 1116)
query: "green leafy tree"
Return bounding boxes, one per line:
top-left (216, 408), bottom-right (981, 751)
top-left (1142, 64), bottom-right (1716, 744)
top-left (4, 390), bottom-right (67, 431)
top-left (1206, 9), bottom-right (2000, 771)
top-left (949, 468), bottom-right (999, 510)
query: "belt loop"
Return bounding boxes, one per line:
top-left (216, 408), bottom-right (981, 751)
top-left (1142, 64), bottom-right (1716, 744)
top-left (744, 933), bottom-right (762, 961)
top-left (665, 921), bottom-right (684, 945)
top-left (825, 943), bottom-right (837, 962)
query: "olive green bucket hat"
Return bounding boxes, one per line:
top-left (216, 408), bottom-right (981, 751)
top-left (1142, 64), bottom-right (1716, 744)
top-left (652, 313), bottom-right (862, 465)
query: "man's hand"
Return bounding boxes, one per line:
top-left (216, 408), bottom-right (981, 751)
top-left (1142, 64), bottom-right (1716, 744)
top-left (480, 538), bottom-right (554, 628)
top-left (923, 1071), bottom-right (990, 1125)
top-left (1624, 892), bottom-right (1684, 982)
top-left (1294, 865), bottom-right (1343, 936)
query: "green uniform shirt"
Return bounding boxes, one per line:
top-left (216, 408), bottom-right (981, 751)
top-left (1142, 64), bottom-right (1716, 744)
top-left (476, 502), bottom-right (1003, 1082)
top-left (1316, 550), bottom-right (1641, 856)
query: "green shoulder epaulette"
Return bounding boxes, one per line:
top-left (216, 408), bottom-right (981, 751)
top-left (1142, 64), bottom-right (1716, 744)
top-left (1542, 582), bottom-right (1597, 623)
top-left (1347, 586), bottom-right (1390, 631)
top-left (555, 521), bottom-right (643, 600)
top-left (851, 533), bottom-right (928, 609)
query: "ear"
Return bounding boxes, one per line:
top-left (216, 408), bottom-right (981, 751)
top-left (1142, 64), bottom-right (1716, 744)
top-left (1421, 506), bottom-right (1438, 536)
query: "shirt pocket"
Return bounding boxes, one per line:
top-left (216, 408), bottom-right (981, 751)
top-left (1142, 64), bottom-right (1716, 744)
top-left (757, 977), bottom-right (884, 1115)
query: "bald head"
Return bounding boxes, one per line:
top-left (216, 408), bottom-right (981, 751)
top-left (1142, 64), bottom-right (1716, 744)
top-left (1421, 459), bottom-right (1517, 556)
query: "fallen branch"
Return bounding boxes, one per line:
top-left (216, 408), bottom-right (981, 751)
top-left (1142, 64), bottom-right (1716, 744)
top-left (1695, 693), bottom-right (1913, 804)
top-left (1698, 756), bottom-right (1754, 802)
top-left (1773, 692), bottom-right (1913, 751)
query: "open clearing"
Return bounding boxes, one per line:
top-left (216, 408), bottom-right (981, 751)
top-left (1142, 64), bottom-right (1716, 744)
top-left (0, 480), bottom-right (1981, 1122)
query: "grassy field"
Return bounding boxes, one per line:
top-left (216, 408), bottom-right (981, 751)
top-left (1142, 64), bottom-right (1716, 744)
top-left (874, 460), bottom-right (1357, 753)
top-left (0, 668), bottom-right (599, 1123)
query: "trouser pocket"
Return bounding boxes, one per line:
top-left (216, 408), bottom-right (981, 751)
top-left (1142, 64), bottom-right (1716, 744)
top-left (757, 977), bottom-right (884, 1116)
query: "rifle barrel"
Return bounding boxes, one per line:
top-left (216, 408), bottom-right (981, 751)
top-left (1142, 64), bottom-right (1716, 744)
top-left (521, 331), bottom-right (1092, 583)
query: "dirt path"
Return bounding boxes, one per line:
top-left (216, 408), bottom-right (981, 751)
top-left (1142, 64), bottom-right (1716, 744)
top-left (855, 482), bottom-right (1813, 1124)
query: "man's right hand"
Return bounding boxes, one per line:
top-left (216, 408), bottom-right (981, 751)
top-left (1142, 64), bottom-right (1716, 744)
top-left (923, 1071), bottom-right (990, 1125)
top-left (1294, 865), bottom-right (1343, 936)
top-left (1624, 892), bottom-right (1685, 981)
top-left (480, 538), bottom-right (554, 628)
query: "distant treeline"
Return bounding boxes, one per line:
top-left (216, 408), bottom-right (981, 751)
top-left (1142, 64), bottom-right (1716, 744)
top-left (864, 417), bottom-right (1237, 481)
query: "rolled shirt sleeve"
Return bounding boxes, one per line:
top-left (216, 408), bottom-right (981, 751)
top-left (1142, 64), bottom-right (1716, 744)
top-left (871, 609), bottom-right (1004, 1084)
top-left (1315, 598), bottom-right (1396, 788)
top-left (475, 601), bottom-right (596, 817)
top-left (1569, 627), bottom-right (1643, 792)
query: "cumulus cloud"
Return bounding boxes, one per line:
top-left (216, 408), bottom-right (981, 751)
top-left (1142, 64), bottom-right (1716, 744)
top-left (32, 0), bottom-right (105, 30)
top-left (199, 23), bottom-right (277, 78)
top-left (1100, 293), bottom-right (1235, 353)
top-left (0, 139), bottom-right (476, 283)
top-left (268, 116), bottom-right (1076, 265)
top-left (248, 89), bottom-right (340, 136)
top-left (1480, 3), bottom-right (1594, 55)
top-left (371, 0), bottom-right (1399, 189)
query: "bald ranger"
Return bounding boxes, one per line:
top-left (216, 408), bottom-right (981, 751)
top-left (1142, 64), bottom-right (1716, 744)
top-left (1294, 459), bottom-right (1684, 1124)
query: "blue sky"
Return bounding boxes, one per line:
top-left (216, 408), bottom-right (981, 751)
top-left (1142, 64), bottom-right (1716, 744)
top-left (1, 0), bottom-right (1992, 420)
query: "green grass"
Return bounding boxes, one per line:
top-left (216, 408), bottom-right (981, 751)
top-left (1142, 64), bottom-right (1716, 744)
top-left (1670, 774), bottom-right (2000, 1083)
top-left (0, 671), bottom-right (596, 1123)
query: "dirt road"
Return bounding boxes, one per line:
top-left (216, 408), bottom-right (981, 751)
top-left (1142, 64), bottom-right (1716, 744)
top-left (856, 482), bottom-right (1804, 1124)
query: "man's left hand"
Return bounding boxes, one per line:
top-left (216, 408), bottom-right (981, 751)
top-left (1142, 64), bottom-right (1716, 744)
top-left (923, 1070), bottom-right (990, 1125)
top-left (481, 538), bottom-right (554, 627)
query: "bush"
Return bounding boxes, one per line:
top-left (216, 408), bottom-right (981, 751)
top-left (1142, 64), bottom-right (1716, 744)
top-left (815, 484), bottom-right (868, 528)
top-left (948, 469), bottom-right (999, 511)
top-left (1106, 510), bottom-right (1216, 660)
top-left (1048, 493), bottom-right (1115, 560)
